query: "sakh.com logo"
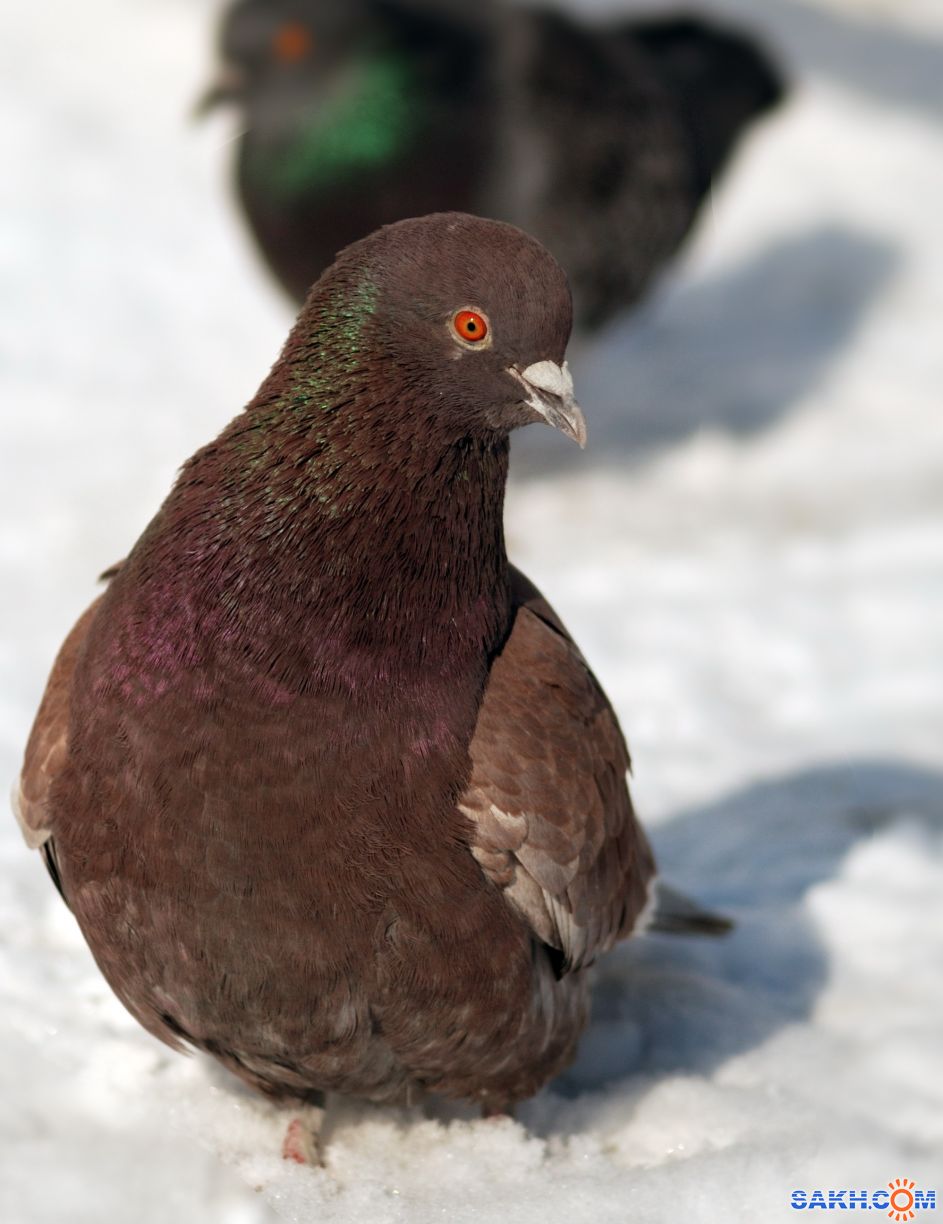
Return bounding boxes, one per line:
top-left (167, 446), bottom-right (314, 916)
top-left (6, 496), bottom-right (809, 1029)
top-left (791, 1179), bottom-right (936, 1216)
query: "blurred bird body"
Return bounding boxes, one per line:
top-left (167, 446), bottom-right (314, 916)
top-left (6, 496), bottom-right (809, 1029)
top-left (16, 215), bottom-right (724, 1115)
top-left (204, 0), bottom-right (784, 328)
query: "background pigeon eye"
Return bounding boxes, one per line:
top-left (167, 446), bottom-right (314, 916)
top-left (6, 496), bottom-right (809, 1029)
top-left (272, 22), bottom-right (313, 64)
top-left (452, 309), bottom-right (490, 346)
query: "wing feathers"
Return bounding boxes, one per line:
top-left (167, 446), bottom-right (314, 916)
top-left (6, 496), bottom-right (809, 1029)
top-left (461, 568), bottom-right (654, 972)
top-left (15, 597), bottom-right (103, 857)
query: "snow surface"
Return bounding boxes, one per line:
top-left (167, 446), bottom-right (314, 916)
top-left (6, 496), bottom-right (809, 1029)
top-left (2, 0), bottom-right (942, 1220)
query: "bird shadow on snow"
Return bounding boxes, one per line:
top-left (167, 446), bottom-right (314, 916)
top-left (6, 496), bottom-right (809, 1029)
top-left (526, 757), bottom-right (943, 1135)
top-left (511, 223), bottom-right (900, 478)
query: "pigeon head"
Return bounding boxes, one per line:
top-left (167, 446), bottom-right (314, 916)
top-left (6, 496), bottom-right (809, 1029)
top-left (286, 212), bottom-right (585, 447)
top-left (197, 0), bottom-right (360, 113)
top-left (197, 0), bottom-right (492, 116)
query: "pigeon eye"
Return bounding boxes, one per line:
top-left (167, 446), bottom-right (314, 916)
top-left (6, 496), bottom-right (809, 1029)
top-left (451, 309), bottom-right (490, 348)
top-left (273, 22), bottom-right (313, 64)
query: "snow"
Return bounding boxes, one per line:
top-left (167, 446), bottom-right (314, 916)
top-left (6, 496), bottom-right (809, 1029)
top-left (2, 0), bottom-right (942, 1220)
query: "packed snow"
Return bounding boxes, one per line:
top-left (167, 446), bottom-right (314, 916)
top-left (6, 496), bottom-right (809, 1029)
top-left (1, 0), bottom-right (941, 1220)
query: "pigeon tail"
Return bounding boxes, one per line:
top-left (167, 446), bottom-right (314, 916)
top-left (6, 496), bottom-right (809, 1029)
top-left (627, 15), bottom-right (787, 195)
top-left (641, 879), bottom-right (734, 937)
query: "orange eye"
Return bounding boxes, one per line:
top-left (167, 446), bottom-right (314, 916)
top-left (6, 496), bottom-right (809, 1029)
top-left (452, 309), bottom-right (490, 345)
top-left (273, 22), bottom-right (313, 64)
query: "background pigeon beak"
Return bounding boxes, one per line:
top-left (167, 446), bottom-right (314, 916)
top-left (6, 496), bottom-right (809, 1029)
top-left (511, 360), bottom-right (588, 448)
top-left (192, 68), bottom-right (245, 119)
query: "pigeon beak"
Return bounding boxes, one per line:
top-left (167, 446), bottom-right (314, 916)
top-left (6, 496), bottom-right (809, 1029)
top-left (192, 67), bottom-right (245, 119)
top-left (510, 360), bottom-right (587, 448)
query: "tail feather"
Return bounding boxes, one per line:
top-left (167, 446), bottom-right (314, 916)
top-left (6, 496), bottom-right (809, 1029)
top-left (644, 880), bottom-right (734, 937)
top-left (625, 15), bottom-right (787, 194)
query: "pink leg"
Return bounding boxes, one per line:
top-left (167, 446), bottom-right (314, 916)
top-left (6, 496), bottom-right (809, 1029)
top-left (281, 1107), bottom-right (325, 1164)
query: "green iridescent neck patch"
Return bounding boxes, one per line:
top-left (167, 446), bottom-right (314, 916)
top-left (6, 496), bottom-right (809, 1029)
top-left (259, 55), bottom-right (419, 199)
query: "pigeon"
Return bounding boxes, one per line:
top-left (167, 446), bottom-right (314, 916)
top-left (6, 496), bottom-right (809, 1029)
top-left (199, 0), bottom-right (785, 329)
top-left (15, 214), bottom-right (727, 1147)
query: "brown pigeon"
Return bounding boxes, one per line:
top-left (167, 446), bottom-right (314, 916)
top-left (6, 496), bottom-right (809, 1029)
top-left (15, 214), bottom-right (725, 1151)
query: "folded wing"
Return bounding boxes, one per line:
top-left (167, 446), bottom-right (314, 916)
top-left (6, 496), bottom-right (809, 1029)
top-left (460, 568), bottom-right (655, 972)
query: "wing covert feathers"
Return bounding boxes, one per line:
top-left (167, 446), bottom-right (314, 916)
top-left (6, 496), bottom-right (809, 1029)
top-left (461, 568), bottom-right (655, 972)
top-left (14, 598), bottom-right (102, 861)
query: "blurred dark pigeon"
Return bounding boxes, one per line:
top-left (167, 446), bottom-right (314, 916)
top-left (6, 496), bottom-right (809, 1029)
top-left (199, 0), bottom-right (785, 329)
top-left (15, 214), bottom-right (727, 1156)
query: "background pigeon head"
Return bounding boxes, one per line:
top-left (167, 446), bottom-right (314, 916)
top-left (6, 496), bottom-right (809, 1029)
top-left (284, 212), bottom-right (583, 447)
top-left (200, 0), bottom-right (492, 119)
top-left (202, 0), bottom-right (359, 114)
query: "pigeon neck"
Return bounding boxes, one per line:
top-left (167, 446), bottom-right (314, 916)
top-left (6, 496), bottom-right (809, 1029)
top-left (135, 401), bottom-right (512, 686)
top-left (244, 51), bottom-right (421, 200)
top-left (123, 270), bottom-right (515, 684)
top-left (255, 425), bottom-right (514, 659)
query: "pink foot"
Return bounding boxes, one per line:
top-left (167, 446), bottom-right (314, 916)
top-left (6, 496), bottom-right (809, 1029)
top-left (282, 1117), bottom-right (319, 1164)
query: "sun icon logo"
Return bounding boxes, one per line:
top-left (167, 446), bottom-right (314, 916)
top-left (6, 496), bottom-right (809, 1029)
top-left (887, 1178), bottom-right (917, 1221)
